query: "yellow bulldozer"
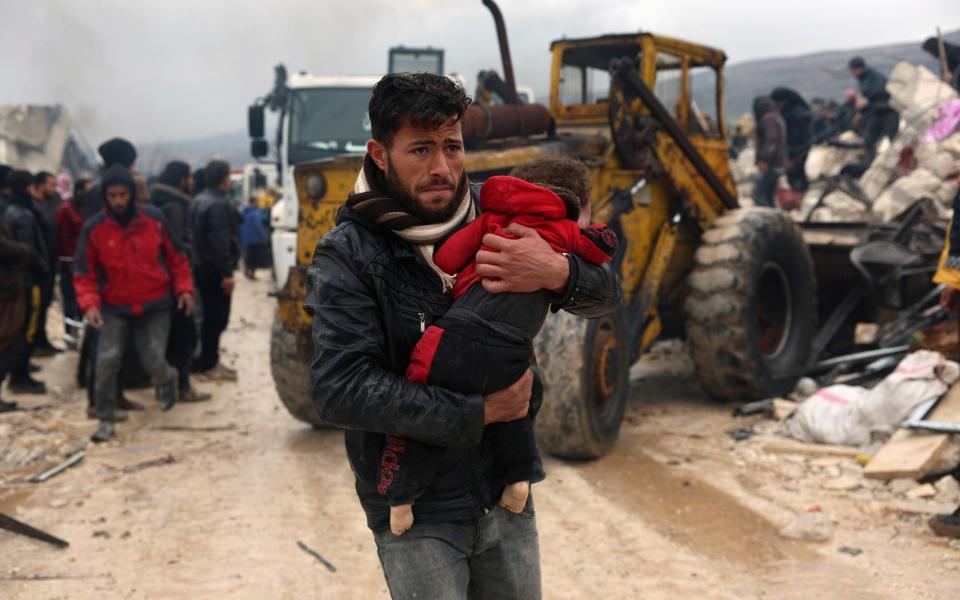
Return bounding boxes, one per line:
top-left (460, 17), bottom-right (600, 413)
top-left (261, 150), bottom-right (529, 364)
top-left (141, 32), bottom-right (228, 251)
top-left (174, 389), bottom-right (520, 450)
top-left (270, 0), bottom-right (820, 458)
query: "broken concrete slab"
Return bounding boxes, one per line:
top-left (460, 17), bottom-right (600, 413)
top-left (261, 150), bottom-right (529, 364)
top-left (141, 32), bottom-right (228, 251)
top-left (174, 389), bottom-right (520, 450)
top-left (934, 475), bottom-right (960, 503)
top-left (872, 168), bottom-right (944, 221)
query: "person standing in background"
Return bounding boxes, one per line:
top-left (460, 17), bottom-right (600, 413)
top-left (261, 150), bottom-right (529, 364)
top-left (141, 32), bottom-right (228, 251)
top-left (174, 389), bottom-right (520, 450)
top-left (239, 196), bottom-right (268, 280)
top-left (55, 177), bottom-right (91, 348)
top-left (751, 96), bottom-right (787, 208)
top-left (0, 213), bottom-right (29, 411)
top-left (31, 171), bottom-right (61, 356)
top-left (151, 160), bottom-right (210, 403)
top-left (2, 170), bottom-right (49, 394)
top-left (770, 87), bottom-right (812, 194)
top-left (190, 160), bottom-right (240, 382)
top-left (848, 57), bottom-right (901, 165)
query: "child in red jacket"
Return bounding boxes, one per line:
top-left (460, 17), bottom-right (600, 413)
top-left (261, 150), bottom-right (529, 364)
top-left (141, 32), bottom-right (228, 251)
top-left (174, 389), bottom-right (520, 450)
top-left (381, 158), bottom-right (619, 535)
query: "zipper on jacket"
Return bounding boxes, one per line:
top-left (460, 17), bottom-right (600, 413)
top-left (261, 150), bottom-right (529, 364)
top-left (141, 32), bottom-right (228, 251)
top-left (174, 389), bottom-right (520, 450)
top-left (417, 312), bottom-right (425, 333)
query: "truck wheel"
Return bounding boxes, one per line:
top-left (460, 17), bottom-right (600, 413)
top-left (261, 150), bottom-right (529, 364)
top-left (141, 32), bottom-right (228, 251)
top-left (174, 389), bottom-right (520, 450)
top-left (533, 309), bottom-right (629, 460)
top-left (685, 207), bottom-right (816, 402)
top-left (270, 313), bottom-right (332, 428)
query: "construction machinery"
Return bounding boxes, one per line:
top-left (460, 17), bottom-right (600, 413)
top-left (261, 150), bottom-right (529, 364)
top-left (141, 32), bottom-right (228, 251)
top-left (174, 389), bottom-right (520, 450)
top-left (270, 0), bottom-right (822, 457)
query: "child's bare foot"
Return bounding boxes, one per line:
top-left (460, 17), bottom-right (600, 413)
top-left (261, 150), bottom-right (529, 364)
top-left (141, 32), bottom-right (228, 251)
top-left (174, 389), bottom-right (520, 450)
top-left (390, 504), bottom-right (414, 536)
top-left (498, 481), bottom-right (530, 513)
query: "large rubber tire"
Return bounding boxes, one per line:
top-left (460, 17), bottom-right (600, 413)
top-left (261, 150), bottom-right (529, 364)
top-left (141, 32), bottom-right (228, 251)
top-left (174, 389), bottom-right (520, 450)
top-left (685, 207), bottom-right (816, 402)
top-left (533, 309), bottom-right (629, 460)
top-left (270, 313), bottom-right (331, 427)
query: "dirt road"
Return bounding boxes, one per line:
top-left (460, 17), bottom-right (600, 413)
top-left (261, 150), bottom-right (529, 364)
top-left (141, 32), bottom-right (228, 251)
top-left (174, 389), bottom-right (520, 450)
top-left (1, 277), bottom-right (957, 599)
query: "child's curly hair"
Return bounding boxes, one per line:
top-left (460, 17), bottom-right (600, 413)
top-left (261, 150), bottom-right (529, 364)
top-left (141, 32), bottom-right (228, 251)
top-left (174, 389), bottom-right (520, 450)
top-left (509, 157), bottom-right (591, 219)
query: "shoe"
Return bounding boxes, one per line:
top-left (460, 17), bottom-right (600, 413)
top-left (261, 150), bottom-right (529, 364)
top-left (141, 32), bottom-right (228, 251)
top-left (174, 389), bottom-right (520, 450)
top-left (157, 381), bottom-right (178, 412)
top-left (196, 363), bottom-right (238, 382)
top-left (179, 387), bottom-right (212, 403)
top-left (9, 377), bottom-right (47, 395)
top-left (86, 406), bottom-right (128, 421)
top-left (213, 363), bottom-right (238, 382)
top-left (929, 507), bottom-right (960, 539)
top-left (116, 395), bottom-right (145, 411)
top-left (244, 268), bottom-right (256, 280)
top-left (90, 422), bottom-right (116, 443)
top-left (28, 363), bottom-right (41, 373)
top-left (0, 400), bottom-right (17, 413)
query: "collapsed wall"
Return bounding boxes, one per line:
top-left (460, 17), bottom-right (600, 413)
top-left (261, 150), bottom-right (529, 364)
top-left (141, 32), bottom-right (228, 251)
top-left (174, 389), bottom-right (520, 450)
top-left (0, 104), bottom-right (97, 177)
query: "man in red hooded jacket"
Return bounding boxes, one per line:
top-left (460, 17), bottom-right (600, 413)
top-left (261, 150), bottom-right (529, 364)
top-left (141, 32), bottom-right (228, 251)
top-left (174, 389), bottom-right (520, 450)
top-left (74, 165), bottom-right (194, 442)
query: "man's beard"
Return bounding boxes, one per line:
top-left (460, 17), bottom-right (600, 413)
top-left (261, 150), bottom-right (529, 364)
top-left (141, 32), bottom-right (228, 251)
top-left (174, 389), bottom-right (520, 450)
top-left (383, 158), bottom-right (464, 225)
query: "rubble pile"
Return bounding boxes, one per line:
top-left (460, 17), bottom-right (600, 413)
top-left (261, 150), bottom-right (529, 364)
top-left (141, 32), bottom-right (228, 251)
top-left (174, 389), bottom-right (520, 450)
top-left (807, 62), bottom-right (960, 223)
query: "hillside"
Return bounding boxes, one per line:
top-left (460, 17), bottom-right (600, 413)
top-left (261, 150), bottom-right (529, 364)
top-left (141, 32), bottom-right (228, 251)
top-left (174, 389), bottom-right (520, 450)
top-left (718, 29), bottom-right (960, 120)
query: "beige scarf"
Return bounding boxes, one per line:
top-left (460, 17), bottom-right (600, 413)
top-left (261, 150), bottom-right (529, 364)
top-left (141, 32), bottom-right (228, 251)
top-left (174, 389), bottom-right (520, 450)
top-left (350, 162), bottom-right (474, 292)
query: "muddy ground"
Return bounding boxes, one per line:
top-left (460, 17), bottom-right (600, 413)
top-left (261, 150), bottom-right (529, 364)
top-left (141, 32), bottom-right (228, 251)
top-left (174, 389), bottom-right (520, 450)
top-left (1, 276), bottom-right (958, 599)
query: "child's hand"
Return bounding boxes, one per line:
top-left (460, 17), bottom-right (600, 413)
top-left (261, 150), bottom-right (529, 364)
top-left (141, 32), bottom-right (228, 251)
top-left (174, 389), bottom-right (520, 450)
top-left (476, 224), bottom-right (569, 294)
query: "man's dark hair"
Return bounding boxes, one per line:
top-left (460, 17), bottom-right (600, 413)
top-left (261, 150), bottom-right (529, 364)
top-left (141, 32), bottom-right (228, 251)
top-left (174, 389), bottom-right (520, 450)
top-left (204, 160), bottom-right (231, 188)
top-left (8, 170), bottom-right (33, 197)
top-left (33, 171), bottom-right (54, 186)
top-left (192, 168), bottom-right (206, 193)
top-left (0, 164), bottom-right (12, 191)
top-left (848, 56), bottom-right (866, 70)
top-left (369, 73), bottom-right (471, 146)
top-left (73, 178), bottom-right (91, 198)
top-left (158, 160), bottom-right (191, 187)
top-left (98, 137), bottom-right (137, 168)
top-left (510, 157), bottom-right (591, 219)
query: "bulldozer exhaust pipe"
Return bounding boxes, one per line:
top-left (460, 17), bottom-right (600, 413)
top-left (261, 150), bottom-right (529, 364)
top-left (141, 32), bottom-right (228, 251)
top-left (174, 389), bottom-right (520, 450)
top-left (482, 0), bottom-right (521, 104)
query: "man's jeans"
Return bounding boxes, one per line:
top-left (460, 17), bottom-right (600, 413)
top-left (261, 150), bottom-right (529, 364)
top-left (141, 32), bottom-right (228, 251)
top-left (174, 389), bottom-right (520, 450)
top-left (94, 309), bottom-right (174, 422)
top-left (373, 503), bottom-right (541, 600)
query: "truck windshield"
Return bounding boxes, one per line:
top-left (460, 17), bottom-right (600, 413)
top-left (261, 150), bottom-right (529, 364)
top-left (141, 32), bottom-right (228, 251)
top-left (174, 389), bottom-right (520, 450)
top-left (287, 87), bottom-right (372, 164)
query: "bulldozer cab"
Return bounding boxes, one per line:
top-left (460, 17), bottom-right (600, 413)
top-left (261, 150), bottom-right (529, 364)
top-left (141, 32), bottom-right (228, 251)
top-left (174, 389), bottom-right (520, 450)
top-left (549, 34), bottom-right (735, 228)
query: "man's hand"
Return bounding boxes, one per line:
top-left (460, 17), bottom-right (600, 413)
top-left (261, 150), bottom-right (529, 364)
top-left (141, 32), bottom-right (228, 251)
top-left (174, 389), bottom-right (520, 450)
top-left (940, 286), bottom-right (960, 316)
top-left (483, 370), bottom-right (533, 425)
top-left (85, 307), bottom-right (103, 329)
top-left (476, 224), bottom-right (569, 294)
top-left (221, 276), bottom-right (235, 294)
top-left (177, 293), bottom-right (195, 316)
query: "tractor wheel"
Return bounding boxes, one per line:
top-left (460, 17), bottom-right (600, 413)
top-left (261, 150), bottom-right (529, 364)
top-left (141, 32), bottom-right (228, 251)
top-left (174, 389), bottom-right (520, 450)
top-left (533, 309), bottom-right (629, 460)
top-left (270, 312), bottom-right (332, 428)
top-left (685, 207), bottom-right (816, 402)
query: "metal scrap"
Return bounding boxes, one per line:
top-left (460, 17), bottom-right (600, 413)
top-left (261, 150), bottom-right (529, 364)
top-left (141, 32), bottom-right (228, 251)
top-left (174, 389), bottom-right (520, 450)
top-left (29, 449), bottom-right (85, 483)
top-left (297, 540), bottom-right (337, 572)
top-left (0, 513), bottom-right (69, 548)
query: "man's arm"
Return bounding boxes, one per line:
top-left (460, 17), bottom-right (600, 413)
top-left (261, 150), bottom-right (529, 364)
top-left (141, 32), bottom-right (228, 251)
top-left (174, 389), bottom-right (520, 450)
top-left (72, 223), bottom-right (101, 316)
top-left (207, 203), bottom-right (238, 279)
top-left (476, 223), bottom-right (622, 318)
top-left (305, 243), bottom-right (486, 447)
top-left (0, 224), bottom-right (29, 267)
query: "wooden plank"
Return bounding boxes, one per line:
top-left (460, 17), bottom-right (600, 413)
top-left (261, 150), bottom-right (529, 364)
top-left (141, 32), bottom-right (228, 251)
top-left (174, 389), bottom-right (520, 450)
top-left (758, 438), bottom-right (860, 458)
top-left (928, 383), bottom-right (960, 423)
top-left (862, 430), bottom-right (951, 480)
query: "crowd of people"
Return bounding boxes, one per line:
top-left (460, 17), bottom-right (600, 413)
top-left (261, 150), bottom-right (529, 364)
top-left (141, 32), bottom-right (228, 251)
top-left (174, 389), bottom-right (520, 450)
top-left (745, 55), bottom-right (903, 208)
top-left (0, 137), bottom-right (255, 442)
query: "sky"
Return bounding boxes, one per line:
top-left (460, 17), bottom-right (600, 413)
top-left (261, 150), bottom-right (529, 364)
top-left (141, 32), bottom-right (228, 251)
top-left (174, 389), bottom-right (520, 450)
top-left (1, 0), bottom-right (958, 144)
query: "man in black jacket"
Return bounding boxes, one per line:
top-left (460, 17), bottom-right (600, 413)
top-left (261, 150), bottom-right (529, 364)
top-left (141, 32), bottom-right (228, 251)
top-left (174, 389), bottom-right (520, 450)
top-left (849, 57), bottom-right (900, 165)
top-left (152, 161), bottom-right (210, 402)
top-left (770, 87), bottom-right (812, 194)
top-left (306, 73), bottom-right (621, 599)
top-left (190, 159), bottom-right (240, 380)
top-left (1, 170), bottom-right (49, 394)
top-left (752, 96), bottom-right (787, 208)
top-left (31, 171), bottom-right (61, 356)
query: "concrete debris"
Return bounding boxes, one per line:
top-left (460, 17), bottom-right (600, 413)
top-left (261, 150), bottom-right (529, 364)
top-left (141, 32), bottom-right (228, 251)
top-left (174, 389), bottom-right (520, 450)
top-left (872, 168), bottom-right (947, 221)
top-left (904, 483), bottom-right (937, 499)
top-left (934, 475), bottom-right (960, 503)
top-left (822, 476), bottom-right (862, 492)
top-left (888, 478), bottom-right (918, 496)
top-left (780, 508), bottom-right (833, 542)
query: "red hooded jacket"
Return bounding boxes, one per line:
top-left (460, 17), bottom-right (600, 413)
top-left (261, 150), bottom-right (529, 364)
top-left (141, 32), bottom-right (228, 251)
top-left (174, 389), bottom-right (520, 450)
top-left (435, 176), bottom-right (618, 298)
top-left (74, 168), bottom-right (192, 316)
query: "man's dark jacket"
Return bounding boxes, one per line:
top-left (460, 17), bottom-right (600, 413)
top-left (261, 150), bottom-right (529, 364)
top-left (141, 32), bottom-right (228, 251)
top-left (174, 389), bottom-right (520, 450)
top-left (0, 219), bottom-right (29, 303)
top-left (1, 194), bottom-right (49, 285)
top-left (856, 67), bottom-right (893, 113)
top-left (151, 183), bottom-right (194, 254)
top-left (191, 188), bottom-right (241, 278)
top-left (305, 194), bottom-right (621, 531)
